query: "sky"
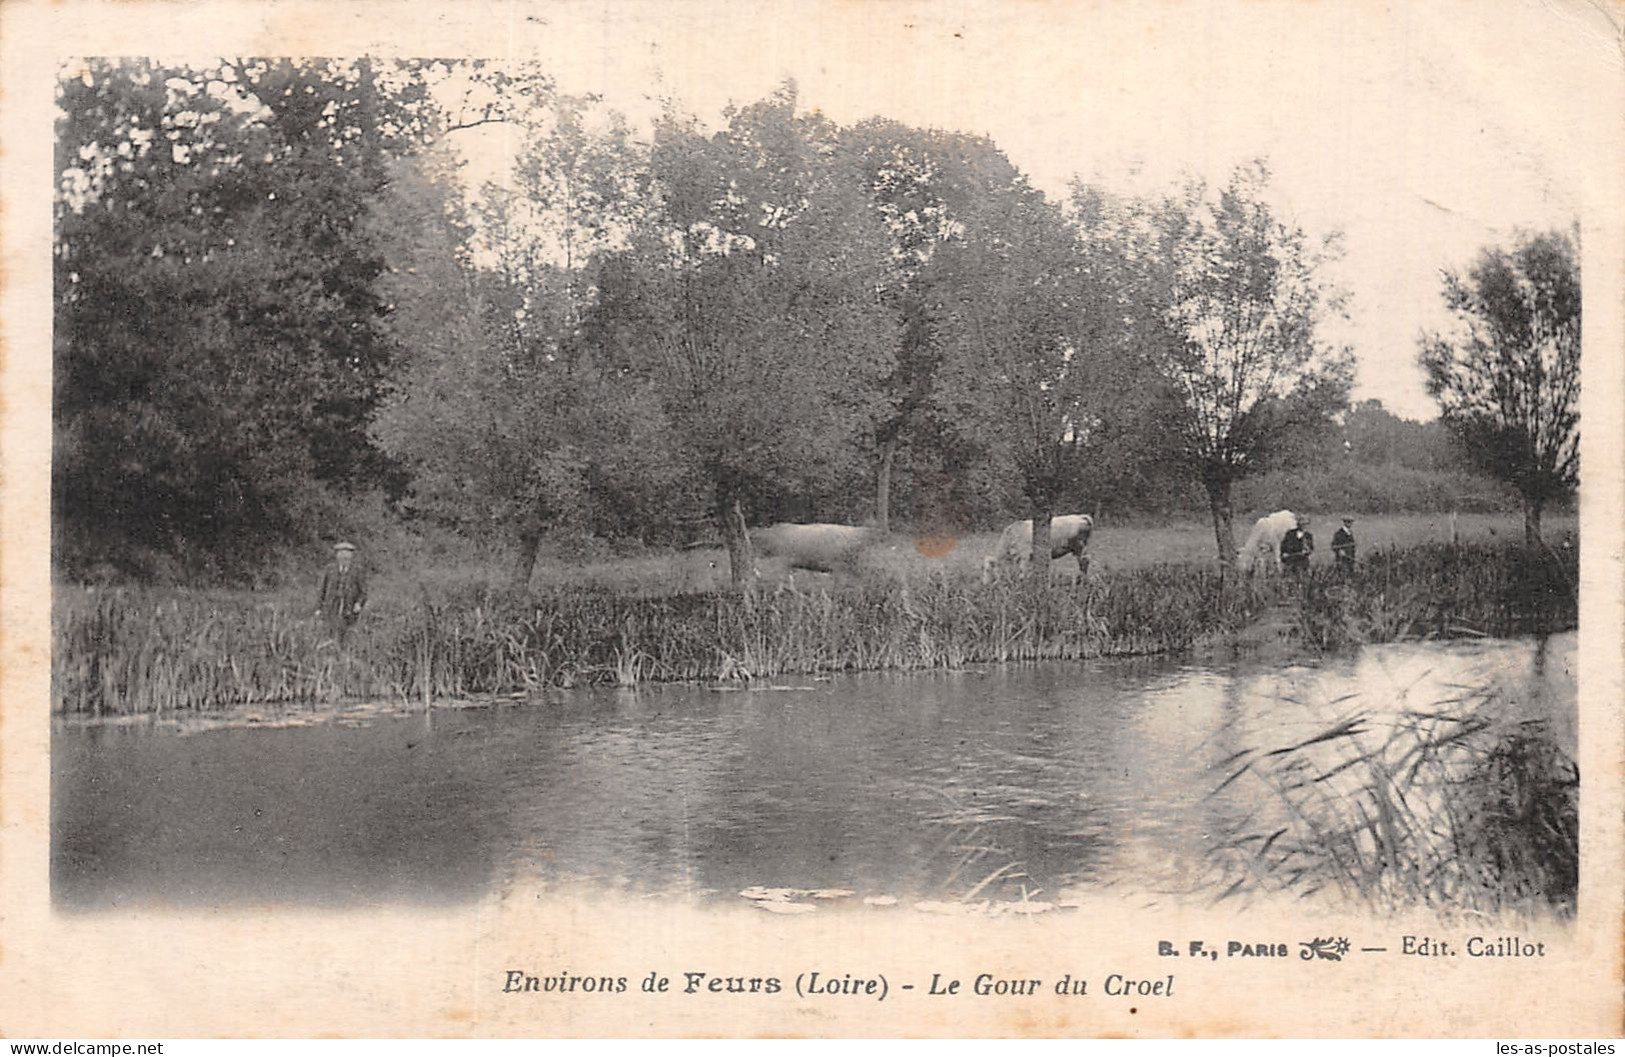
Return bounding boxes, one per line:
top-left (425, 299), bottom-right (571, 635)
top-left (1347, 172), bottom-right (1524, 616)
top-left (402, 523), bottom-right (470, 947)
top-left (441, 0), bottom-right (1615, 421)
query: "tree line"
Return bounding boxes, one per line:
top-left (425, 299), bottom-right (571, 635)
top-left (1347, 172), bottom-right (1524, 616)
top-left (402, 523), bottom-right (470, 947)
top-left (53, 59), bottom-right (1579, 585)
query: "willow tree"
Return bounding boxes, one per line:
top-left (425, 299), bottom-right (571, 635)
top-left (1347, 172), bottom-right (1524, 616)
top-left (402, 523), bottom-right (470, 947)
top-left (1134, 162), bottom-right (1353, 564)
top-left (933, 181), bottom-right (1148, 578)
top-left (1419, 229), bottom-right (1580, 543)
top-left (372, 85), bottom-right (680, 588)
top-left (591, 87), bottom-right (894, 583)
top-left (844, 120), bottom-right (1027, 533)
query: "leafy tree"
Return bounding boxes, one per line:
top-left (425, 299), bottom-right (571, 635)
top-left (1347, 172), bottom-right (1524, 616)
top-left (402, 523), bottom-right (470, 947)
top-left (933, 182), bottom-right (1151, 573)
top-left (367, 148), bottom-right (534, 569)
top-left (591, 87), bottom-right (894, 583)
top-left (1419, 229), bottom-right (1580, 542)
top-left (53, 59), bottom-right (443, 578)
top-left (1131, 161), bottom-right (1353, 563)
top-left (843, 120), bottom-right (1027, 532)
top-left (374, 93), bottom-right (683, 586)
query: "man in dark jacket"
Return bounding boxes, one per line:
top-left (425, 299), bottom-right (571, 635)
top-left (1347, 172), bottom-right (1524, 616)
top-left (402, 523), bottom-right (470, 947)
top-left (1279, 515), bottom-right (1314, 576)
top-left (1332, 516), bottom-right (1356, 570)
top-left (316, 541), bottom-right (367, 645)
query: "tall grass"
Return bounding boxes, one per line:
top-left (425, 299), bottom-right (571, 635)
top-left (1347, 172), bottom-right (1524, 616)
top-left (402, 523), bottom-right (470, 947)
top-left (52, 539), bottom-right (1577, 714)
top-left (1295, 540), bottom-right (1577, 648)
top-left (1204, 683), bottom-right (1578, 917)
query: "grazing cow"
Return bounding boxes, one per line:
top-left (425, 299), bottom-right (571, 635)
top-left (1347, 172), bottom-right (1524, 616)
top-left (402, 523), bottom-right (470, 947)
top-left (982, 514), bottom-right (1094, 582)
top-left (751, 523), bottom-right (875, 575)
top-left (1236, 510), bottom-right (1298, 575)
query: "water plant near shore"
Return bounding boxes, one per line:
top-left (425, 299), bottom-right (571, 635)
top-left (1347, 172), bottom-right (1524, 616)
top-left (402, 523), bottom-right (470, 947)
top-left (1294, 541), bottom-right (1577, 649)
top-left (1203, 678), bottom-right (1578, 917)
top-left (52, 540), bottom-right (1577, 714)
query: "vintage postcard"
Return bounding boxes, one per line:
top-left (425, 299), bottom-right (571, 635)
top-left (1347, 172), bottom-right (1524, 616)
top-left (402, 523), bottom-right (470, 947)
top-left (3, 0), bottom-right (1622, 1039)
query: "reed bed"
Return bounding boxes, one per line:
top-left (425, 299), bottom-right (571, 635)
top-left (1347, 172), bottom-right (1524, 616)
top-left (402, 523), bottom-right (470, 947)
top-left (1295, 540), bottom-right (1577, 649)
top-left (53, 539), bottom-right (1577, 714)
top-left (1203, 683), bottom-right (1578, 917)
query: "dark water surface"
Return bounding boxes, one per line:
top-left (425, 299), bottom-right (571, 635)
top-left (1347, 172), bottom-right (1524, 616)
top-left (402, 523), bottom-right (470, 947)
top-left (53, 634), bottom-right (1575, 910)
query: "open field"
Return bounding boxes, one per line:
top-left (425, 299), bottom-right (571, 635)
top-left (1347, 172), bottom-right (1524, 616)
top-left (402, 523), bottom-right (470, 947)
top-left (525, 511), bottom-right (1577, 596)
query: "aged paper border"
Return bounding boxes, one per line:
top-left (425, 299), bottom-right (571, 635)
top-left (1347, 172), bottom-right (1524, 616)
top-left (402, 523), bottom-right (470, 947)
top-left (3, 0), bottom-right (1622, 1038)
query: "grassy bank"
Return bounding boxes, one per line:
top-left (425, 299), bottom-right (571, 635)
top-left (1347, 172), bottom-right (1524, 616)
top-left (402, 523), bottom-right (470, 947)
top-left (54, 564), bottom-right (1258, 712)
top-left (53, 538), bottom-right (1577, 714)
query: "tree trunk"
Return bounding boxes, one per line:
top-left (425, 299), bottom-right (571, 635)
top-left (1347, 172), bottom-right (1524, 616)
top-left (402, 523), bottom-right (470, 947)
top-left (1524, 497), bottom-right (1543, 545)
top-left (875, 436), bottom-right (899, 535)
top-left (1205, 478), bottom-right (1236, 566)
top-left (717, 494), bottom-right (755, 585)
top-left (1030, 509), bottom-right (1054, 567)
top-left (512, 523), bottom-right (543, 591)
top-left (356, 57), bottom-right (385, 190)
top-left (1030, 507), bottom-right (1054, 596)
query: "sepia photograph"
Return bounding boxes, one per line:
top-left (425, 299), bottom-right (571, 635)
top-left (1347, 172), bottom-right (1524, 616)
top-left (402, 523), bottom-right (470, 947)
top-left (3, 0), bottom-right (1622, 1040)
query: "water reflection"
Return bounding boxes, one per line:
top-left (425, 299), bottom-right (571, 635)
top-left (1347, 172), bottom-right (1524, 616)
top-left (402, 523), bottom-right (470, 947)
top-left (53, 634), bottom-right (1575, 911)
top-left (1108, 634), bottom-right (1578, 910)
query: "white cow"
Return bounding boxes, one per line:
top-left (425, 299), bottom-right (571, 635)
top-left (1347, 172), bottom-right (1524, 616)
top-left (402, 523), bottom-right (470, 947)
top-left (751, 523), bottom-right (875, 575)
top-left (1236, 510), bottom-right (1298, 575)
top-left (982, 514), bottom-right (1094, 582)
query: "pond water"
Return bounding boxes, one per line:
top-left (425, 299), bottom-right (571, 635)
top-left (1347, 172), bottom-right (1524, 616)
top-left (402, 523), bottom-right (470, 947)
top-left (53, 633), bottom-right (1575, 911)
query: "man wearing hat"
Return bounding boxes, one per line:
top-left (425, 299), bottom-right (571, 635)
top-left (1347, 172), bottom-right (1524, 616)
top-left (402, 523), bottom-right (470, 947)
top-left (1332, 516), bottom-right (1357, 571)
top-left (1279, 514), bottom-right (1314, 576)
top-left (315, 541), bottom-right (367, 645)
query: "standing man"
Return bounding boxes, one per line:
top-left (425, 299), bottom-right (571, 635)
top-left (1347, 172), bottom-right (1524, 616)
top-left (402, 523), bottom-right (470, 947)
top-left (1332, 516), bottom-right (1357, 571)
top-left (1279, 515), bottom-right (1314, 576)
top-left (316, 541), bottom-right (367, 645)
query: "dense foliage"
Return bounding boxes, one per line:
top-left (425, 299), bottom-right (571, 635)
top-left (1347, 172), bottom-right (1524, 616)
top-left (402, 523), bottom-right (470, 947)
top-left (53, 61), bottom-right (1548, 584)
top-left (54, 60), bottom-right (436, 577)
